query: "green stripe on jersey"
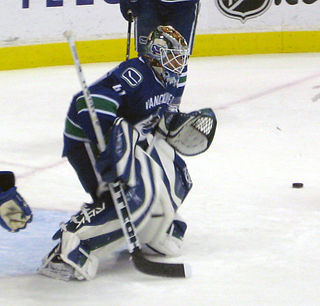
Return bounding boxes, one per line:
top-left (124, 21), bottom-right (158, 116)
top-left (76, 95), bottom-right (118, 116)
top-left (64, 117), bottom-right (87, 140)
top-left (179, 75), bottom-right (187, 84)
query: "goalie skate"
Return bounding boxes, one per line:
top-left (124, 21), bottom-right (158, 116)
top-left (38, 245), bottom-right (76, 281)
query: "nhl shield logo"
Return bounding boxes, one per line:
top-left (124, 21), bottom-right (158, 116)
top-left (216, 0), bottom-right (272, 23)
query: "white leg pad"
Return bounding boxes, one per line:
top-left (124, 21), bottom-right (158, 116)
top-left (139, 181), bottom-right (185, 257)
top-left (59, 231), bottom-right (99, 281)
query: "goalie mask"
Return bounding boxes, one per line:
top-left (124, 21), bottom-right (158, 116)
top-left (144, 25), bottom-right (189, 88)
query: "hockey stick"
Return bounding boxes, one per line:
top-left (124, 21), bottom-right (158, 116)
top-left (63, 31), bottom-right (190, 278)
top-left (126, 10), bottom-right (133, 61)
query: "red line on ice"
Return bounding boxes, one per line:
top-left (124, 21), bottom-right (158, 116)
top-left (215, 72), bottom-right (320, 110)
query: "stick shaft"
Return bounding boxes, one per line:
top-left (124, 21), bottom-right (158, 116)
top-left (126, 11), bottom-right (133, 61)
top-left (64, 31), bottom-right (106, 152)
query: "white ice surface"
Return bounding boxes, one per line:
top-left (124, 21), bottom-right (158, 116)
top-left (1, 53), bottom-right (320, 305)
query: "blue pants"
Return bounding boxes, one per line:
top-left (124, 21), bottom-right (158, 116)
top-left (135, 0), bottom-right (200, 55)
top-left (67, 143), bottom-right (100, 202)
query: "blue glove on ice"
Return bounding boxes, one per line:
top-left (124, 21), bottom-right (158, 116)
top-left (0, 171), bottom-right (32, 232)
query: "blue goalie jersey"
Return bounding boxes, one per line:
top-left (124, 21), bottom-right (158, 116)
top-left (63, 57), bottom-right (181, 156)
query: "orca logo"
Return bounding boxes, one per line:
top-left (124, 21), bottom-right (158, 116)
top-left (121, 68), bottom-right (143, 88)
top-left (215, 0), bottom-right (272, 23)
top-left (151, 44), bottom-right (162, 56)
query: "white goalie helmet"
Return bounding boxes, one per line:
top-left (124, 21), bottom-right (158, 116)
top-left (144, 25), bottom-right (189, 86)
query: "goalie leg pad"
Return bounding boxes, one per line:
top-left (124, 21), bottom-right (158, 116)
top-left (39, 231), bottom-right (99, 281)
top-left (140, 184), bottom-right (188, 257)
top-left (41, 139), bottom-right (165, 280)
top-left (145, 214), bottom-right (187, 257)
top-left (139, 137), bottom-right (190, 256)
top-left (150, 137), bottom-right (192, 209)
top-left (59, 231), bottom-right (99, 280)
top-left (38, 244), bottom-right (76, 281)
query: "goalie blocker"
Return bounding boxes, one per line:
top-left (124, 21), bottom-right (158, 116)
top-left (39, 109), bottom-right (216, 281)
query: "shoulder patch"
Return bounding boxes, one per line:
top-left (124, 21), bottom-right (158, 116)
top-left (121, 68), bottom-right (143, 88)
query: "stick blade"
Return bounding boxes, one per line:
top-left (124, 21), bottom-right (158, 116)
top-left (131, 249), bottom-right (190, 278)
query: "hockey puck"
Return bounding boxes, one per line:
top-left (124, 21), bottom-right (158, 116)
top-left (292, 183), bottom-right (303, 188)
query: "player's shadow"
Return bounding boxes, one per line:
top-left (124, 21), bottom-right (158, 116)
top-left (97, 249), bottom-right (134, 277)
